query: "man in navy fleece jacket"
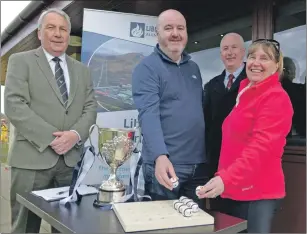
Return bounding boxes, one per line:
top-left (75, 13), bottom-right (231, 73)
top-left (132, 9), bottom-right (209, 208)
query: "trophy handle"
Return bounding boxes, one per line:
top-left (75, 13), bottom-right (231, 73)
top-left (89, 124), bottom-right (100, 156)
top-left (133, 122), bottom-right (142, 153)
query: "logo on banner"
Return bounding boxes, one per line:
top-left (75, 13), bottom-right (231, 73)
top-left (130, 22), bottom-right (145, 38)
top-left (130, 22), bottom-right (157, 38)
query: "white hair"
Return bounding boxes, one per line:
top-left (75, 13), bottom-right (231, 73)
top-left (37, 8), bottom-right (71, 32)
top-left (220, 32), bottom-right (245, 49)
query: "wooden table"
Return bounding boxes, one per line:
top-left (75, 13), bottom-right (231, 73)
top-left (17, 192), bottom-right (247, 233)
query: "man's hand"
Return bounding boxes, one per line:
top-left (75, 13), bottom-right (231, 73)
top-left (155, 155), bottom-right (177, 190)
top-left (50, 131), bottom-right (79, 155)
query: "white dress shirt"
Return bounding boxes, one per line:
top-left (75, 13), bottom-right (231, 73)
top-left (42, 48), bottom-right (70, 95)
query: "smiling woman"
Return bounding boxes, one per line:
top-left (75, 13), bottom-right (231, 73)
top-left (198, 39), bottom-right (294, 233)
top-left (246, 39), bottom-right (283, 84)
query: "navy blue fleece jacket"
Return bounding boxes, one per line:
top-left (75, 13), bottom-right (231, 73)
top-left (132, 44), bottom-right (207, 165)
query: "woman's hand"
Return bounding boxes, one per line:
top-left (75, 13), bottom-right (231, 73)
top-left (197, 176), bottom-right (225, 198)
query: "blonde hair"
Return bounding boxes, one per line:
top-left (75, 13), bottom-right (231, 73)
top-left (247, 41), bottom-right (284, 75)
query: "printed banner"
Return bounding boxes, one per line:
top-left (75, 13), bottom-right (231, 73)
top-left (81, 9), bottom-right (158, 186)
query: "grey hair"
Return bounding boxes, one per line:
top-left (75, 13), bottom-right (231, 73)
top-left (37, 8), bottom-right (71, 32)
top-left (220, 32), bottom-right (245, 49)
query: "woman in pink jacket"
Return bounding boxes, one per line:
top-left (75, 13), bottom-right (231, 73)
top-left (198, 39), bottom-right (293, 233)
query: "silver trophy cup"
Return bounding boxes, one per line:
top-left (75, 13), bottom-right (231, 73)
top-left (89, 124), bottom-right (140, 204)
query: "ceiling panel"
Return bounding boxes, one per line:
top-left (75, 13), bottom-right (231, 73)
top-left (1, 0), bottom-right (256, 85)
top-left (64, 0), bottom-right (256, 34)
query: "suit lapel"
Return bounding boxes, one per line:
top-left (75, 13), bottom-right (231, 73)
top-left (213, 72), bottom-right (227, 95)
top-left (35, 47), bottom-right (65, 106)
top-left (229, 64), bottom-right (247, 92)
top-left (65, 55), bottom-right (79, 109)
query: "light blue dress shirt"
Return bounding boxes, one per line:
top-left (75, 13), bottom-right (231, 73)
top-left (224, 63), bottom-right (245, 87)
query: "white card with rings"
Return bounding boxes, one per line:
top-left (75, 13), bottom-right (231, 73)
top-left (113, 200), bottom-right (214, 232)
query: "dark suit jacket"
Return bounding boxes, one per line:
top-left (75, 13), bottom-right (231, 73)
top-left (282, 78), bottom-right (306, 137)
top-left (203, 64), bottom-right (247, 176)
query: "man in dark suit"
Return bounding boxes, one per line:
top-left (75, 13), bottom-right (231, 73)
top-left (281, 57), bottom-right (306, 137)
top-left (203, 32), bottom-right (246, 213)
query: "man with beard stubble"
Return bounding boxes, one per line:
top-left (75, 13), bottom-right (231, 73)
top-left (132, 9), bottom-right (209, 208)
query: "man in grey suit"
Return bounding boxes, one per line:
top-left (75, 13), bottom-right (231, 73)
top-left (4, 8), bottom-right (97, 233)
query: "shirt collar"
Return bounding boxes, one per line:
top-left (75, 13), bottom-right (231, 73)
top-left (225, 63), bottom-right (245, 79)
top-left (42, 48), bottom-right (66, 65)
top-left (154, 44), bottom-right (191, 64)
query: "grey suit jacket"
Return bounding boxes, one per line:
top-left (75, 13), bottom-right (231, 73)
top-left (4, 47), bottom-right (97, 170)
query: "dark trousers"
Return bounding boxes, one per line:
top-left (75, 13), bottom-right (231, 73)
top-left (218, 198), bottom-right (282, 233)
top-left (142, 163), bottom-right (210, 210)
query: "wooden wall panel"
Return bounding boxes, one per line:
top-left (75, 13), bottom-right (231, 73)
top-left (252, 0), bottom-right (274, 40)
top-left (271, 146), bottom-right (306, 233)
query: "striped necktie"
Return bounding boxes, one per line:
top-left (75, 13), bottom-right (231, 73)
top-left (227, 74), bottom-right (234, 90)
top-left (52, 57), bottom-right (68, 106)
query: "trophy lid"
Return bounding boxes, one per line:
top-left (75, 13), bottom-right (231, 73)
top-left (100, 127), bottom-right (136, 132)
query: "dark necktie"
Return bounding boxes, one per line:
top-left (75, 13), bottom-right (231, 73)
top-left (52, 57), bottom-right (68, 105)
top-left (227, 74), bottom-right (234, 90)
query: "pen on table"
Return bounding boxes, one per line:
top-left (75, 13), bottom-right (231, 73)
top-left (56, 190), bottom-right (68, 195)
